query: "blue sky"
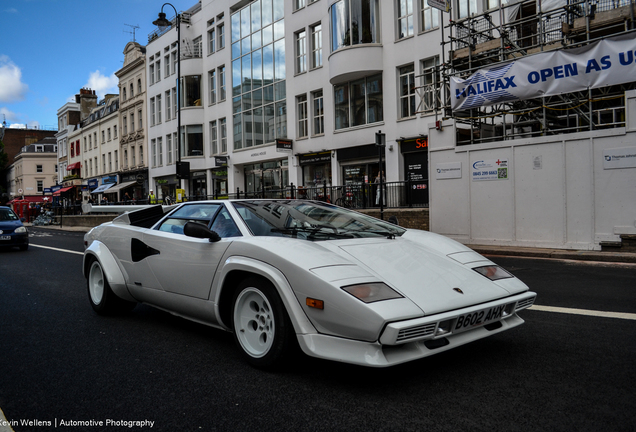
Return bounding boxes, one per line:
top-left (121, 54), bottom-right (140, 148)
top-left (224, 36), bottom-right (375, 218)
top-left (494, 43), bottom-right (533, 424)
top-left (0, 0), bottom-right (191, 130)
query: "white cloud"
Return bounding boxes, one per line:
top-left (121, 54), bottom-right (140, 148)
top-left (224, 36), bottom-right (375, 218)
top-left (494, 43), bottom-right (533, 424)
top-left (0, 107), bottom-right (19, 123)
top-left (0, 56), bottom-right (29, 103)
top-left (85, 70), bottom-right (118, 99)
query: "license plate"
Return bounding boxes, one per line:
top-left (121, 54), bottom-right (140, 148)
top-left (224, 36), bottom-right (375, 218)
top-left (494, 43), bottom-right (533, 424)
top-left (0, 236), bottom-right (11, 240)
top-left (454, 304), bottom-right (507, 333)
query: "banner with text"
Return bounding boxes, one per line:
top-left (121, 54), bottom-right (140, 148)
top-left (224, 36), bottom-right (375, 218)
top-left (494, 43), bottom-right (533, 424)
top-left (450, 33), bottom-right (636, 110)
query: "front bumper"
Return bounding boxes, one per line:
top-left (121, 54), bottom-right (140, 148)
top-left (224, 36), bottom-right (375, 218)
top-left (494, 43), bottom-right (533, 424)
top-left (296, 291), bottom-right (536, 367)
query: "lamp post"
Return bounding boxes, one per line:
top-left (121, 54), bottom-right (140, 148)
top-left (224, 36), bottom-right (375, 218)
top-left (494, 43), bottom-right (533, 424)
top-left (153, 3), bottom-right (184, 196)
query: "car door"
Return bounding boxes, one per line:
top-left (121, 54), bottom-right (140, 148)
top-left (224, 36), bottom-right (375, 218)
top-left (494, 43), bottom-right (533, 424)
top-left (141, 203), bottom-right (231, 300)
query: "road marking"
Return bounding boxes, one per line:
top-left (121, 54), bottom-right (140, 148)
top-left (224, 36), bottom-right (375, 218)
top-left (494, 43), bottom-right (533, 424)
top-left (29, 244), bottom-right (84, 256)
top-left (530, 305), bottom-right (636, 320)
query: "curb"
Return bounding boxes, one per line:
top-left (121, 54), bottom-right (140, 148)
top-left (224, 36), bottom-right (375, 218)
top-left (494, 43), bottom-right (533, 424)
top-left (471, 245), bottom-right (636, 264)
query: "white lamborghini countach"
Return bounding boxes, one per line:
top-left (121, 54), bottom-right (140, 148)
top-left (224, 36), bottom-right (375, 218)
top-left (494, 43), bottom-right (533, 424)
top-left (83, 200), bottom-right (536, 368)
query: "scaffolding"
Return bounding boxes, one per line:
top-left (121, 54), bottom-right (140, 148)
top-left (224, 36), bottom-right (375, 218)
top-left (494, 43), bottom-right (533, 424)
top-left (442, 0), bottom-right (636, 144)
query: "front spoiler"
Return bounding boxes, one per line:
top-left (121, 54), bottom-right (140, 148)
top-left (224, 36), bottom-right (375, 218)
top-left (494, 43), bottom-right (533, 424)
top-left (296, 313), bottom-right (526, 367)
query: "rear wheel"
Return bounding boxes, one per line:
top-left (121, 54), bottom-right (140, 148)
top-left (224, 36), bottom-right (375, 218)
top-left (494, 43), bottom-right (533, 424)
top-left (87, 259), bottom-right (135, 315)
top-left (231, 277), bottom-right (295, 368)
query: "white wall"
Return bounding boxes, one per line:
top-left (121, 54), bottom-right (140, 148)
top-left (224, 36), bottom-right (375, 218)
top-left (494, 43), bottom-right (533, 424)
top-left (429, 90), bottom-right (636, 251)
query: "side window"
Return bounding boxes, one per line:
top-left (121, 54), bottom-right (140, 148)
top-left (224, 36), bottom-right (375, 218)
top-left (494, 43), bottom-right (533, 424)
top-left (210, 207), bottom-right (241, 238)
top-left (157, 204), bottom-right (220, 235)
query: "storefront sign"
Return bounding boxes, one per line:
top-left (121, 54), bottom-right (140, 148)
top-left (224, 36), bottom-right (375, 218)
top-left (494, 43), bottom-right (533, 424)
top-left (88, 179), bottom-right (99, 189)
top-left (603, 146), bottom-right (636, 169)
top-left (136, 174), bottom-right (145, 185)
top-left (299, 151), bottom-right (331, 165)
top-left (428, 0), bottom-right (450, 12)
top-left (471, 159), bottom-right (509, 181)
top-left (215, 156), bottom-right (228, 166)
top-left (436, 162), bottom-right (462, 179)
top-left (400, 137), bottom-right (428, 153)
top-left (276, 139), bottom-right (293, 153)
top-left (451, 34), bottom-right (636, 110)
top-left (102, 176), bottom-right (117, 184)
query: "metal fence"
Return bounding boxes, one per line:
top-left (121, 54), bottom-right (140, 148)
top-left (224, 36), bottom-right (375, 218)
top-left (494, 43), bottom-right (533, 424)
top-left (77, 180), bottom-right (429, 212)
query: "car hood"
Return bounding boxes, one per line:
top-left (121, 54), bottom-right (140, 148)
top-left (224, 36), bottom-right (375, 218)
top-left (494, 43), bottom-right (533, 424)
top-left (329, 237), bottom-right (514, 315)
top-left (0, 221), bottom-right (23, 231)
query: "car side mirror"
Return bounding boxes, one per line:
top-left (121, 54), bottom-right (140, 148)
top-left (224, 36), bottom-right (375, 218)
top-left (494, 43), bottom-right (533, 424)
top-left (183, 221), bottom-right (221, 242)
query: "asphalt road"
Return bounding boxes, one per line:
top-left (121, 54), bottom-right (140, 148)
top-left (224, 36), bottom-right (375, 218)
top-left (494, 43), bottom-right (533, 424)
top-left (0, 228), bottom-right (635, 432)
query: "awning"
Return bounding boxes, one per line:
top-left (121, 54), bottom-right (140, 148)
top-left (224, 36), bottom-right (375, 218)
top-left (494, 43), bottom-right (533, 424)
top-left (104, 180), bottom-right (138, 193)
top-left (53, 186), bottom-right (74, 195)
top-left (91, 183), bottom-right (115, 194)
top-left (67, 162), bottom-right (81, 170)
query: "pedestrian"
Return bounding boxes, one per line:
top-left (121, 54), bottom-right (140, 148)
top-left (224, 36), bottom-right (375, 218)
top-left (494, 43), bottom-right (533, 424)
top-left (148, 190), bottom-right (157, 204)
top-left (124, 192), bottom-right (131, 204)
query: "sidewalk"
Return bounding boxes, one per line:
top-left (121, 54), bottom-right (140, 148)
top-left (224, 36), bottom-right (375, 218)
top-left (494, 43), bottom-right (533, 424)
top-left (26, 223), bottom-right (636, 264)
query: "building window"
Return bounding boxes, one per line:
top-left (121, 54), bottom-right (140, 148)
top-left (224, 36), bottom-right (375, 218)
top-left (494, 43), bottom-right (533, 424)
top-left (210, 120), bottom-right (218, 155)
top-left (124, 150), bottom-right (128, 168)
top-left (132, 146), bottom-right (136, 166)
top-left (330, 0), bottom-right (381, 52)
top-left (399, 64), bottom-right (416, 118)
top-left (150, 98), bottom-right (156, 126)
top-left (397, 0), bottom-right (414, 39)
top-left (167, 134), bottom-right (173, 164)
top-left (108, 152), bottom-right (112, 172)
top-left (103, 155), bottom-right (106, 173)
top-left (180, 124), bottom-right (204, 157)
top-left (115, 150), bottom-right (118, 170)
top-left (208, 28), bottom-right (216, 54)
top-left (166, 90), bottom-right (172, 120)
top-left (138, 79), bottom-right (142, 94)
top-left (220, 118), bottom-right (227, 153)
top-left (130, 83), bottom-right (134, 98)
top-left (295, 30), bottom-right (307, 74)
top-left (102, 131), bottom-right (105, 142)
top-left (165, 54), bottom-right (170, 77)
top-left (123, 116), bottom-right (128, 135)
top-left (312, 90), bottom-right (324, 135)
top-left (209, 69), bottom-right (217, 104)
top-left (420, 56), bottom-right (440, 113)
top-left (297, 94), bottom-right (308, 138)
top-left (172, 87), bottom-right (178, 119)
top-left (131, 113), bottom-right (135, 132)
top-left (156, 60), bottom-right (161, 82)
top-left (114, 125), bottom-right (118, 137)
top-left (219, 66), bottom-right (226, 101)
top-left (149, 64), bottom-right (155, 85)
top-left (152, 139), bottom-right (157, 167)
top-left (310, 24), bottom-right (322, 69)
top-left (294, 0), bottom-right (306, 11)
top-left (173, 132), bottom-right (178, 162)
top-left (123, 88), bottom-right (127, 101)
top-left (421, 0), bottom-right (439, 31)
top-left (180, 75), bottom-right (202, 107)
top-left (171, 51), bottom-right (177, 74)
top-left (139, 146), bottom-right (143, 165)
top-left (231, 0), bottom-right (286, 150)
top-left (218, 23), bottom-right (225, 49)
top-left (37, 180), bottom-right (43, 193)
top-left (36, 165), bottom-right (43, 173)
top-left (334, 73), bottom-right (383, 130)
top-left (158, 137), bottom-right (163, 166)
top-left (157, 94), bottom-right (162, 123)
top-left (457, 0), bottom-right (477, 19)
top-left (139, 109), bottom-right (143, 129)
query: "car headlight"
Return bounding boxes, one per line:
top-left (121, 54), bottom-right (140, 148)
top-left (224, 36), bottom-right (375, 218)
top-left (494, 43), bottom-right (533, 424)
top-left (15, 226), bottom-right (27, 234)
top-left (474, 265), bottom-right (513, 281)
top-left (342, 282), bottom-right (403, 303)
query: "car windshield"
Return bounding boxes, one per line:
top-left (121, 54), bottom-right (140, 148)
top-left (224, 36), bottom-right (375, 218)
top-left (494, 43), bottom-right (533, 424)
top-left (0, 208), bottom-right (19, 222)
top-left (232, 200), bottom-right (406, 240)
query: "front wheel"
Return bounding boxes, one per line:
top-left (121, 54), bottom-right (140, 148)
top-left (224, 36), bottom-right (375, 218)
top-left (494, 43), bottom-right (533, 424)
top-left (87, 259), bottom-right (136, 315)
top-left (231, 277), bottom-right (295, 369)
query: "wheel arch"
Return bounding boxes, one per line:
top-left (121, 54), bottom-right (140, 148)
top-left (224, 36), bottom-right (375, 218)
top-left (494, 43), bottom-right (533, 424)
top-left (214, 256), bottom-right (317, 336)
top-left (83, 241), bottom-right (136, 303)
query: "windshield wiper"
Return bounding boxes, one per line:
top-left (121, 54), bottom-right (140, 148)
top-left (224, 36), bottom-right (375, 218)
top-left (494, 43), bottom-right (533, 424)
top-left (270, 226), bottom-right (354, 239)
top-left (338, 229), bottom-right (401, 239)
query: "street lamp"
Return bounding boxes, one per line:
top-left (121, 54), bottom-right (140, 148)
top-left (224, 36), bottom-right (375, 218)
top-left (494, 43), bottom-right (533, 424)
top-left (153, 3), bottom-right (186, 196)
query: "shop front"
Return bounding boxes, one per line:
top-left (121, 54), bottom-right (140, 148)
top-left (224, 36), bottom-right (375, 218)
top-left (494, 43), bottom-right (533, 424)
top-left (298, 151), bottom-right (332, 200)
top-left (400, 137), bottom-right (429, 207)
top-left (119, 171), bottom-right (148, 202)
top-left (337, 144), bottom-right (383, 207)
top-left (244, 159), bottom-right (289, 198)
top-left (155, 175), bottom-right (179, 203)
top-left (190, 171), bottom-right (208, 200)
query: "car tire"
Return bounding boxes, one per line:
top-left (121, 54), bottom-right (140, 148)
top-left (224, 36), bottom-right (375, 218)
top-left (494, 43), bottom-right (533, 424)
top-left (87, 258), bottom-right (136, 315)
top-left (231, 277), bottom-right (295, 369)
